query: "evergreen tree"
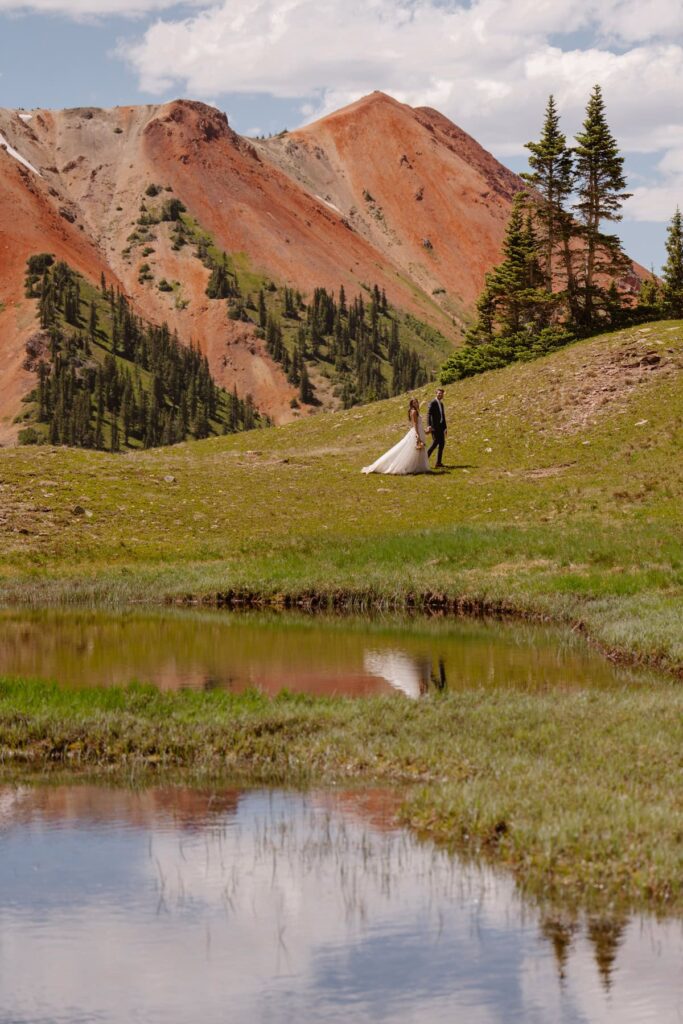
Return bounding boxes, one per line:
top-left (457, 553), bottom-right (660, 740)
top-left (467, 193), bottom-right (552, 343)
top-left (299, 362), bottom-right (314, 404)
top-left (522, 94), bottom-right (575, 296)
top-left (636, 275), bottom-right (661, 322)
top-left (243, 394), bottom-right (256, 430)
top-left (88, 300), bottom-right (98, 340)
top-left (110, 412), bottom-right (120, 453)
top-left (573, 85), bottom-right (631, 329)
top-left (662, 207), bottom-right (683, 318)
top-left (39, 273), bottom-right (55, 329)
top-left (287, 347), bottom-right (301, 386)
top-left (206, 259), bottom-right (231, 299)
top-left (94, 403), bottom-right (104, 450)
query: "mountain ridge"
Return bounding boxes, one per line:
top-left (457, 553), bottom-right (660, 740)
top-left (0, 91), bottom-right (631, 445)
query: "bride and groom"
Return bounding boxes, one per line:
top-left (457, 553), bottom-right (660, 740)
top-left (362, 388), bottom-right (447, 475)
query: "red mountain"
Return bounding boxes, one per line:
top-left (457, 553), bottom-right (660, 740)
top-left (0, 92), bottom-right (525, 442)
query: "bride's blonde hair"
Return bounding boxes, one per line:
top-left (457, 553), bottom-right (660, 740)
top-left (408, 397), bottom-right (420, 421)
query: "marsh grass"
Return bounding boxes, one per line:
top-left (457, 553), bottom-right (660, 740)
top-left (1, 676), bottom-right (682, 915)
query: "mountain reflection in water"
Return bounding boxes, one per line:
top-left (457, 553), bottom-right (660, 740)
top-left (0, 607), bottom-right (659, 697)
top-left (0, 784), bottom-right (680, 1024)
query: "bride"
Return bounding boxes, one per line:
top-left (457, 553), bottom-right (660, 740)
top-left (362, 397), bottom-right (429, 475)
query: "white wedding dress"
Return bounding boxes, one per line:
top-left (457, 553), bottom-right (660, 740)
top-left (361, 415), bottom-right (429, 475)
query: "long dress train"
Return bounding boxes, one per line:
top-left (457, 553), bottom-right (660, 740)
top-left (361, 415), bottom-right (429, 475)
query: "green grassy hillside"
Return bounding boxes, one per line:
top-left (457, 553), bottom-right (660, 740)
top-left (1, 320), bottom-right (682, 671)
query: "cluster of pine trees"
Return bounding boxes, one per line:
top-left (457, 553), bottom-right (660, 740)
top-left (442, 86), bottom-right (683, 383)
top-left (134, 190), bottom-right (434, 407)
top-left (21, 256), bottom-right (263, 449)
top-left (198, 244), bottom-right (253, 321)
top-left (257, 282), bottom-right (428, 408)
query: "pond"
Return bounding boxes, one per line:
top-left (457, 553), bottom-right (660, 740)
top-left (0, 607), bottom-right (658, 697)
top-left (0, 783), bottom-right (680, 1024)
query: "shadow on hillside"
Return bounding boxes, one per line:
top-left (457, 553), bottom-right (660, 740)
top-left (429, 464), bottom-right (475, 473)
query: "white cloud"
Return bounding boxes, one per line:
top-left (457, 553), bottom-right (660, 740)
top-left (0, 0), bottom-right (206, 15)
top-left (626, 134), bottom-right (683, 221)
top-left (114, 0), bottom-right (683, 224)
top-left (4, 0), bottom-right (681, 224)
top-left (118, 2), bottom-right (683, 130)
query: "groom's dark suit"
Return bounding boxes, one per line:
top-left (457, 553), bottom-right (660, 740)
top-left (427, 397), bottom-right (447, 466)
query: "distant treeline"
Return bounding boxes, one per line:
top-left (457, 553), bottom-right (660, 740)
top-left (20, 254), bottom-right (263, 449)
top-left (124, 187), bottom-right (438, 409)
top-left (187, 223), bottom-right (431, 407)
top-left (258, 281), bottom-right (427, 407)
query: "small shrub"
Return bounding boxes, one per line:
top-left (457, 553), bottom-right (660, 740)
top-left (145, 183), bottom-right (161, 197)
top-left (18, 426), bottom-right (41, 445)
top-left (160, 198), bottom-right (186, 222)
top-left (440, 327), bottom-right (574, 384)
top-left (158, 279), bottom-right (173, 292)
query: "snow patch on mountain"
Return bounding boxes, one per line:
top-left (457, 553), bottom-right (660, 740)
top-left (315, 194), bottom-right (341, 213)
top-left (0, 133), bottom-right (41, 176)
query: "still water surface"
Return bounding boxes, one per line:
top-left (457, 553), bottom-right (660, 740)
top-left (0, 607), bottom-right (659, 696)
top-left (0, 784), bottom-right (680, 1024)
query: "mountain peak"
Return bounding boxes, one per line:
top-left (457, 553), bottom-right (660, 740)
top-left (149, 99), bottom-right (232, 141)
top-left (301, 91), bottom-right (411, 132)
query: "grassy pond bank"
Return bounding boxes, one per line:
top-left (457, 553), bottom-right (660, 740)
top-left (0, 606), bottom-right (681, 919)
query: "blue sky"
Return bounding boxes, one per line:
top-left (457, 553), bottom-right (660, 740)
top-left (0, 9), bottom-right (304, 135)
top-left (2, 0), bottom-right (682, 272)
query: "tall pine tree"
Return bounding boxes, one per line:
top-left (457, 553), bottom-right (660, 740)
top-left (573, 85), bottom-right (631, 330)
top-left (466, 193), bottom-right (552, 344)
top-left (662, 207), bottom-right (683, 318)
top-left (522, 95), bottom-right (575, 295)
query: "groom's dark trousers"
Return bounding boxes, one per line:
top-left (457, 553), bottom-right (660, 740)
top-left (427, 398), bottom-right (446, 465)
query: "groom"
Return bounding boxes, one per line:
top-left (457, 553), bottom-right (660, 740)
top-left (427, 387), bottom-right (447, 468)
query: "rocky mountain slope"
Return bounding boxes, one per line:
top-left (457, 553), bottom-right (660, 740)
top-left (0, 93), bottom-right (526, 442)
top-left (258, 92), bottom-right (520, 320)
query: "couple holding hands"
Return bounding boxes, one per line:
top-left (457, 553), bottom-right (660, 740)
top-left (361, 388), bottom-right (447, 476)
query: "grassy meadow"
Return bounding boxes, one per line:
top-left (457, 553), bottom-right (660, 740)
top-left (1, 319), bottom-right (683, 916)
top-left (1, 319), bottom-right (681, 671)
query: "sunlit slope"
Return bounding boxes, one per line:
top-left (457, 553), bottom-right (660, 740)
top-left (1, 321), bottom-right (681, 668)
